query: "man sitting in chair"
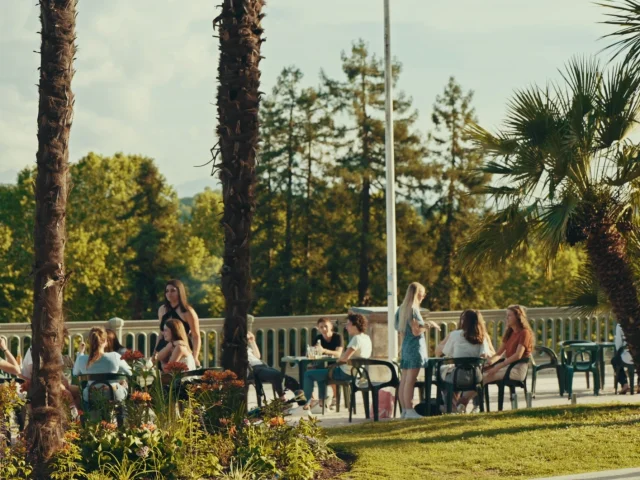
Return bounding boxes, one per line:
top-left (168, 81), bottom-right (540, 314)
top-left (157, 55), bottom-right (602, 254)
top-left (301, 313), bottom-right (372, 414)
top-left (248, 332), bottom-right (286, 400)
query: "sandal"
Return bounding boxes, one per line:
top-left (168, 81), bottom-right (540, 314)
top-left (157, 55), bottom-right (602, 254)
top-left (303, 399), bottom-right (320, 411)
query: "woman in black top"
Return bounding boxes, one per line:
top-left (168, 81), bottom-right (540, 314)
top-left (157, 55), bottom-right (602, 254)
top-left (314, 317), bottom-right (344, 357)
top-left (155, 279), bottom-right (201, 367)
top-left (313, 317), bottom-right (343, 408)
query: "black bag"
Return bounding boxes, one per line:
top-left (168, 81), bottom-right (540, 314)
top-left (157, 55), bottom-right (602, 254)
top-left (283, 375), bottom-right (300, 392)
top-left (414, 399), bottom-right (442, 417)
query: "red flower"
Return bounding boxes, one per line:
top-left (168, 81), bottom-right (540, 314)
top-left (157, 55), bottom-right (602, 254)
top-left (163, 362), bottom-right (189, 375)
top-left (121, 350), bottom-right (145, 362)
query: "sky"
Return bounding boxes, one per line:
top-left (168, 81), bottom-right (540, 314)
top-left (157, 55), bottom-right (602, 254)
top-left (0, 0), bottom-right (613, 197)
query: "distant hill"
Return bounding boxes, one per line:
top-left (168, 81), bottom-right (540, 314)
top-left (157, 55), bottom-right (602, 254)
top-left (175, 177), bottom-right (221, 198)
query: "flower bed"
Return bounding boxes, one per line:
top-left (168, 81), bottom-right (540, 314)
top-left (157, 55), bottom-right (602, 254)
top-left (0, 368), bottom-right (338, 480)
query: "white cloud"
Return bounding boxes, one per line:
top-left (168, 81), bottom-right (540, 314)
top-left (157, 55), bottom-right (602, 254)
top-left (0, 0), bottom-right (621, 195)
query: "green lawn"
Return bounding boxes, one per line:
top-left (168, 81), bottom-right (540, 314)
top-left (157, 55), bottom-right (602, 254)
top-left (327, 404), bottom-right (640, 480)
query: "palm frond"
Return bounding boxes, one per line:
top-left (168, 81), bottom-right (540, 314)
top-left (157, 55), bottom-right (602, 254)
top-left (460, 203), bottom-right (538, 269)
top-left (596, 60), bottom-right (640, 147)
top-left (599, 0), bottom-right (640, 64)
top-left (466, 123), bottom-right (518, 156)
top-left (537, 193), bottom-right (580, 258)
top-left (504, 86), bottom-right (560, 148)
top-left (607, 140), bottom-right (640, 185)
top-left (566, 262), bottom-right (612, 316)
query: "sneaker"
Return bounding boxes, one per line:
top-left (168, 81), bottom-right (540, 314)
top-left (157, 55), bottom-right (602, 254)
top-left (470, 405), bottom-right (480, 414)
top-left (404, 409), bottom-right (422, 419)
top-left (456, 403), bottom-right (467, 414)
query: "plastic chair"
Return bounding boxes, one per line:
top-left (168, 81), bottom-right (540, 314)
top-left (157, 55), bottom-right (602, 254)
top-left (560, 343), bottom-right (600, 398)
top-left (77, 373), bottom-right (131, 426)
top-left (438, 357), bottom-right (485, 413)
top-left (484, 357), bottom-right (531, 412)
top-left (349, 359), bottom-right (399, 422)
top-left (326, 363), bottom-right (352, 415)
top-left (558, 340), bottom-right (593, 395)
top-left (613, 347), bottom-right (636, 395)
top-left (530, 346), bottom-right (563, 398)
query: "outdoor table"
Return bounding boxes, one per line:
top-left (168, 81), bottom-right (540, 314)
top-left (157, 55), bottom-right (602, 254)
top-left (279, 356), bottom-right (337, 382)
top-left (597, 341), bottom-right (616, 389)
top-left (423, 357), bottom-right (445, 411)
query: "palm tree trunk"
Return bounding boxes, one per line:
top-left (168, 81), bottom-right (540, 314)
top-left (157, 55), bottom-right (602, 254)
top-left (586, 223), bottom-right (640, 371)
top-left (215, 0), bottom-right (264, 382)
top-left (27, 0), bottom-right (76, 474)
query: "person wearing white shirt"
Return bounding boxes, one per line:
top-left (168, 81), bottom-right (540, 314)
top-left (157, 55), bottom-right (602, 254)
top-left (301, 313), bottom-right (372, 414)
top-left (247, 332), bottom-right (285, 399)
top-left (612, 323), bottom-right (638, 394)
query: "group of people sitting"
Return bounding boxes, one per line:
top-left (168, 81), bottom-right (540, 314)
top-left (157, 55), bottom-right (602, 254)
top-left (395, 282), bottom-right (533, 418)
top-left (2, 276), bottom-right (637, 421)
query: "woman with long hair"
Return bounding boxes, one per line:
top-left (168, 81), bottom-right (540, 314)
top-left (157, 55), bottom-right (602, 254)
top-left (155, 279), bottom-right (201, 367)
top-left (105, 329), bottom-right (128, 355)
top-left (74, 327), bottom-right (132, 403)
top-left (396, 282), bottom-right (440, 419)
top-left (438, 310), bottom-right (491, 412)
top-left (153, 319), bottom-right (196, 371)
top-left (458, 305), bottom-right (533, 412)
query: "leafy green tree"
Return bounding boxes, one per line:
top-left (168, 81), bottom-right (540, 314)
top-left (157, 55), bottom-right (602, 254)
top-left (324, 39), bottom-right (429, 305)
top-left (464, 58), bottom-right (640, 370)
top-left (425, 77), bottom-right (490, 310)
top-left (122, 158), bottom-right (182, 319)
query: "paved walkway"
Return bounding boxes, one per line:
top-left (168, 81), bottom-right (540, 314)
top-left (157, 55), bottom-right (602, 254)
top-left (248, 365), bottom-right (640, 428)
top-left (533, 467), bottom-right (640, 479)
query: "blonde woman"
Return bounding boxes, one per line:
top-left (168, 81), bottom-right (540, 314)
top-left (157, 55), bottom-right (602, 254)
top-left (396, 282), bottom-right (440, 419)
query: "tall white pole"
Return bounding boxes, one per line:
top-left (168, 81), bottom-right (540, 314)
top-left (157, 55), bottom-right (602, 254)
top-left (384, 0), bottom-right (398, 361)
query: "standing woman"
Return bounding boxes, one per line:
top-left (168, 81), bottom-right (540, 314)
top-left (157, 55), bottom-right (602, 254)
top-left (396, 282), bottom-right (440, 419)
top-left (155, 279), bottom-right (201, 367)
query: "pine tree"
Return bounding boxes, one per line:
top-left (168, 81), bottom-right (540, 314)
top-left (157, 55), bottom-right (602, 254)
top-left (426, 77), bottom-right (489, 310)
top-left (324, 39), bottom-right (429, 305)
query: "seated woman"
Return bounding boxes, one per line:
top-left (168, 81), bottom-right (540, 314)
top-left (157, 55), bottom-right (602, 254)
top-left (438, 310), bottom-right (490, 412)
top-left (0, 337), bottom-right (22, 377)
top-left (152, 319), bottom-right (197, 371)
top-left (301, 313), bottom-right (372, 414)
top-left (247, 331), bottom-right (285, 400)
top-left (313, 318), bottom-right (344, 408)
top-left (458, 304), bottom-right (533, 412)
top-left (74, 327), bottom-right (132, 404)
top-left (106, 329), bottom-right (128, 355)
top-left (612, 323), bottom-right (640, 394)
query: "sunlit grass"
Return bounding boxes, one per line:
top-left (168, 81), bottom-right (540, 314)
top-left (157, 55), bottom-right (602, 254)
top-left (328, 404), bottom-right (640, 479)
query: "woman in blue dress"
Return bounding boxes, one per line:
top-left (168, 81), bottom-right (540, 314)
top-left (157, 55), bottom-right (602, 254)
top-left (396, 282), bottom-right (440, 419)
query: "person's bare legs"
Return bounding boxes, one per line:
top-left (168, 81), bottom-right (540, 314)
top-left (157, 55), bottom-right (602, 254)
top-left (398, 374), bottom-right (406, 411)
top-left (402, 368), bottom-right (420, 410)
top-left (460, 371), bottom-right (500, 406)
